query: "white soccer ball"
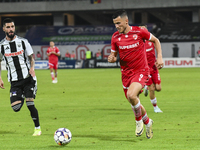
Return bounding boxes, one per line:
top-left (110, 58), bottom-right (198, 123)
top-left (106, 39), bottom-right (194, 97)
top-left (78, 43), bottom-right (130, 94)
top-left (54, 128), bottom-right (72, 146)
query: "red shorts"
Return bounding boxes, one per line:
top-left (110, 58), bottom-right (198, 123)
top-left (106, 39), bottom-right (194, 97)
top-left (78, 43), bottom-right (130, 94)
top-left (122, 68), bottom-right (150, 98)
top-left (49, 61), bottom-right (58, 70)
top-left (146, 68), bottom-right (161, 86)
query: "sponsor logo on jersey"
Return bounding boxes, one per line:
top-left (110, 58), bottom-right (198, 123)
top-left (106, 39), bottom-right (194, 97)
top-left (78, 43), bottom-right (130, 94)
top-left (5, 46), bottom-right (9, 50)
top-left (4, 50), bottom-right (24, 57)
top-left (119, 42), bottom-right (139, 50)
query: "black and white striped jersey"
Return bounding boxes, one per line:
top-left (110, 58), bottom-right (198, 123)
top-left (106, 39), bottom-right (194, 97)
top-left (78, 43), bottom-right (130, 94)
top-left (0, 36), bottom-right (34, 82)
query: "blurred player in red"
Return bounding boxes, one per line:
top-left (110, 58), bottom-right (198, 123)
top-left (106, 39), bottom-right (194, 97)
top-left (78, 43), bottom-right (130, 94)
top-left (47, 41), bottom-right (60, 83)
top-left (143, 29), bottom-right (163, 113)
top-left (108, 10), bottom-right (163, 139)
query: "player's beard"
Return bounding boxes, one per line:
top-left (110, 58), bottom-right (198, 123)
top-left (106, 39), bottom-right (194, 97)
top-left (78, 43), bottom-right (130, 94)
top-left (6, 31), bottom-right (15, 40)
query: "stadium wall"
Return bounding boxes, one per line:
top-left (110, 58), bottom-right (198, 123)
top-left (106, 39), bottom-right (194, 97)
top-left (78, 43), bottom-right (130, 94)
top-left (0, 0), bottom-right (200, 13)
top-left (1, 57), bottom-right (200, 71)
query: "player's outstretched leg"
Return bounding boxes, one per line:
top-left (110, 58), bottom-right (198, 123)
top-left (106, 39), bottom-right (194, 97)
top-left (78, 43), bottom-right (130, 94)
top-left (26, 100), bottom-right (41, 136)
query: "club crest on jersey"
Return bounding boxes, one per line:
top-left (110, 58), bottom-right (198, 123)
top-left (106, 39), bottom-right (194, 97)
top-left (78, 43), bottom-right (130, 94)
top-left (118, 38), bottom-right (121, 41)
top-left (148, 42), bottom-right (152, 46)
top-left (133, 34), bottom-right (138, 40)
top-left (18, 44), bottom-right (21, 47)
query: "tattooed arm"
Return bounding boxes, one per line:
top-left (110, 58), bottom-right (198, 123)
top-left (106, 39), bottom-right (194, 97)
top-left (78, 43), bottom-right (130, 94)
top-left (28, 54), bottom-right (35, 77)
top-left (0, 61), bottom-right (5, 89)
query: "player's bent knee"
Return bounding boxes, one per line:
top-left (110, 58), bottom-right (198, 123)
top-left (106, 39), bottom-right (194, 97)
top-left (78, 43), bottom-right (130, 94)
top-left (156, 87), bottom-right (161, 92)
top-left (127, 92), bottom-right (137, 103)
top-left (11, 103), bottom-right (22, 112)
top-left (149, 85), bottom-right (155, 91)
top-left (155, 85), bottom-right (161, 91)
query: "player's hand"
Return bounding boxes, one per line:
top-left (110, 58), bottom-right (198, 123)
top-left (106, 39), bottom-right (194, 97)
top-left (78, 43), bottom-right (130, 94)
top-left (108, 54), bottom-right (117, 63)
top-left (156, 57), bottom-right (164, 69)
top-left (29, 67), bottom-right (35, 77)
top-left (51, 51), bottom-right (56, 55)
top-left (0, 78), bottom-right (5, 89)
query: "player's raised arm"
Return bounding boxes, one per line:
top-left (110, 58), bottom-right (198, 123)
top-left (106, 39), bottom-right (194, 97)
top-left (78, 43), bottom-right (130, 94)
top-left (108, 51), bottom-right (117, 63)
top-left (149, 34), bottom-right (164, 69)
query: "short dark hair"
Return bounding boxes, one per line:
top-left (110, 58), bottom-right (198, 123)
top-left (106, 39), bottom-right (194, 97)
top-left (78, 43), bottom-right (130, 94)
top-left (112, 10), bottom-right (127, 19)
top-left (139, 23), bottom-right (147, 28)
top-left (3, 18), bottom-right (14, 26)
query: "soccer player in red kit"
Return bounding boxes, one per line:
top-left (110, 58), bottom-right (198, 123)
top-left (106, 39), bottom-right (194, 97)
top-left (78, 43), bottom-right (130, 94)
top-left (47, 41), bottom-right (60, 83)
top-left (108, 10), bottom-right (163, 139)
top-left (144, 39), bottom-right (163, 113)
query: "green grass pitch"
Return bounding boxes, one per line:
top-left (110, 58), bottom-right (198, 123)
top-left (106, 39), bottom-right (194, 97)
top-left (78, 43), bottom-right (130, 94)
top-left (0, 67), bottom-right (200, 150)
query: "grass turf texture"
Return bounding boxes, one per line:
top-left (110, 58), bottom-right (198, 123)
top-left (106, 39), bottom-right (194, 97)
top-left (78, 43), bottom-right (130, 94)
top-left (0, 68), bottom-right (200, 150)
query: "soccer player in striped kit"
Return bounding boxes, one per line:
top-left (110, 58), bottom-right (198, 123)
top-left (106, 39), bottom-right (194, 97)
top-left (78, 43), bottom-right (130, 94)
top-left (108, 10), bottom-right (163, 139)
top-left (0, 18), bottom-right (41, 136)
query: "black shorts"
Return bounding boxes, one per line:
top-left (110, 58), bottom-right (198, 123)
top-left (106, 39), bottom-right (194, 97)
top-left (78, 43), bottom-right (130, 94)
top-left (10, 76), bottom-right (37, 104)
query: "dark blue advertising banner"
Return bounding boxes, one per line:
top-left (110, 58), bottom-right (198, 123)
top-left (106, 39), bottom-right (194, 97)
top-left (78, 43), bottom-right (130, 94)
top-left (25, 25), bottom-right (116, 45)
top-left (35, 60), bottom-right (76, 69)
top-left (25, 24), bottom-right (155, 46)
top-left (58, 60), bottom-right (76, 69)
top-left (87, 59), bottom-right (120, 68)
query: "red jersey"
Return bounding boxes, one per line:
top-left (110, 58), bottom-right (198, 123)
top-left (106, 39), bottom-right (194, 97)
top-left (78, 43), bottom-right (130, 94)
top-left (111, 26), bottom-right (151, 72)
top-left (145, 41), bottom-right (156, 68)
top-left (71, 53), bottom-right (76, 59)
top-left (65, 53), bottom-right (71, 58)
top-left (47, 46), bottom-right (60, 62)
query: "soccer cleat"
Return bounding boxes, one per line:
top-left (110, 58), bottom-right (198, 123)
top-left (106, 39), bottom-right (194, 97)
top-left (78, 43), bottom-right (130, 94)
top-left (52, 80), bottom-right (57, 84)
top-left (135, 120), bottom-right (144, 136)
top-left (32, 128), bottom-right (41, 136)
top-left (54, 78), bottom-right (58, 83)
top-left (144, 85), bottom-right (148, 97)
top-left (146, 119), bottom-right (153, 139)
top-left (154, 106), bottom-right (163, 113)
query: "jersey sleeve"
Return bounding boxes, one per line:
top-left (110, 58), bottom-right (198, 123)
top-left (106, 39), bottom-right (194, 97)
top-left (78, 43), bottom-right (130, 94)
top-left (24, 39), bottom-right (34, 56)
top-left (140, 27), bottom-right (151, 41)
top-left (46, 48), bottom-right (50, 54)
top-left (56, 47), bottom-right (60, 54)
top-left (111, 34), bottom-right (118, 52)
